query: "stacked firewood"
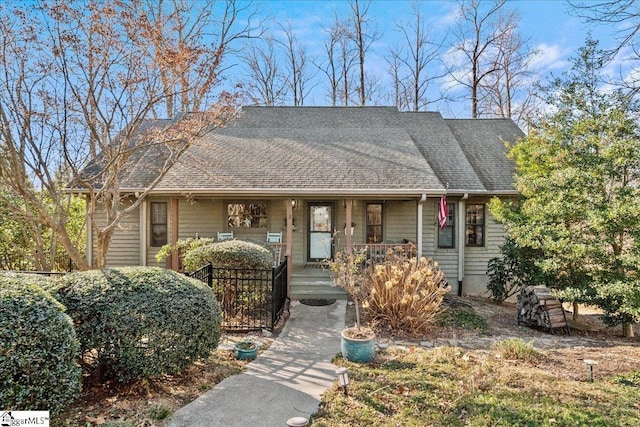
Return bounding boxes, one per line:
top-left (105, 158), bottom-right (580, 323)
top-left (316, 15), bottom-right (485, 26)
top-left (517, 286), bottom-right (569, 334)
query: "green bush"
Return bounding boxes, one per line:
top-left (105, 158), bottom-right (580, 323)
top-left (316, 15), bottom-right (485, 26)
top-left (0, 275), bottom-right (81, 416)
top-left (183, 239), bottom-right (273, 271)
top-left (50, 267), bottom-right (222, 383)
top-left (487, 237), bottom-right (549, 303)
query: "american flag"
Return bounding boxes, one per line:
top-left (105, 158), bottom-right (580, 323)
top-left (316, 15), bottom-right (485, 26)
top-left (438, 195), bottom-right (448, 228)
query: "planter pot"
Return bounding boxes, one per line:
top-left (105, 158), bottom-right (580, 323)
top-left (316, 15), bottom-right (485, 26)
top-left (341, 329), bottom-right (376, 363)
top-left (234, 341), bottom-right (258, 360)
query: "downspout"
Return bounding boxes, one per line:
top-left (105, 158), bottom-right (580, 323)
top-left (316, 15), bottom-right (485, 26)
top-left (345, 199), bottom-right (353, 252)
top-left (417, 194), bottom-right (426, 257)
top-left (286, 199), bottom-right (293, 297)
top-left (140, 198), bottom-right (147, 266)
top-left (171, 198), bottom-right (179, 271)
top-left (85, 195), bottom-right (93, 268)
top-left (457, 194), bottom-right (468, 296)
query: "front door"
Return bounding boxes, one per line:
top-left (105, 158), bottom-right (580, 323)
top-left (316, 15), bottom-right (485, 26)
top-left (308, 203), bottom-right (334, 262)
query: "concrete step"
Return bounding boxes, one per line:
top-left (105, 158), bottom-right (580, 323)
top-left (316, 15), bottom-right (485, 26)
top-left (290, 280), bottom-right (347, 300)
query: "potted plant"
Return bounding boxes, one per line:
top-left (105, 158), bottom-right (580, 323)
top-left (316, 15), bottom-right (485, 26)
top-left (234, 340), bottom-right (259, 360)
top-left (326, 248), bottom-right (376, 363)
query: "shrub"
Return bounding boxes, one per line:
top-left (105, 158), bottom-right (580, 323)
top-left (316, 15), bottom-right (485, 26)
top-left (0, 275), bottom-right (81, 416)
top-left (50, 267), bottom-right (222, 383)
top-left (182, 239), bottom-right (273, 271)
top-left (155, 237), bottom-right (216, 264)
top-left (487, 237), bottom-right (548, 303)
top-left (366, 255), bottom-right (451, 337)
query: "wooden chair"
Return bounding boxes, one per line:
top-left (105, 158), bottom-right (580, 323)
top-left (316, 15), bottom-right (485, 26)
top-left (266, 231), bottom-right (282, 243)
top-left (217, 231), bottom-right (234, 241)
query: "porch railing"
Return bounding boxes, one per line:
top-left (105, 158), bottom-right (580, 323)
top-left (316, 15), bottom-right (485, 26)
top-left (352, 242), bottom-right (417, 263)
top-left (186, 260), bottom-right (288, 332)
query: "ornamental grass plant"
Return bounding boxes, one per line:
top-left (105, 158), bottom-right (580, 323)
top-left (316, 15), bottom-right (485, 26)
top-left (366, 254), bottom-right (451, 337)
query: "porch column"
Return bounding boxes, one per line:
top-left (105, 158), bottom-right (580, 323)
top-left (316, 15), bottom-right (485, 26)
top-left (345, 199), bottom-right (353, 252)
top-left (416, 194), bottom-right (426, 257)
top-left (171, 198), bottom-right (179, 271)
top-left (286, 199), bottom-right (293, 295)
top-left (457, 197), bottom-right (467, 296)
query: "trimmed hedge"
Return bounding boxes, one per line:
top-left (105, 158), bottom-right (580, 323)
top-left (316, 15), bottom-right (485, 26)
top-left (183, 239), bottom-right (273, 271)
top-left (0, 274), bottom-right (81, 416)
top-left (50, 267), bottom-right (222, 383)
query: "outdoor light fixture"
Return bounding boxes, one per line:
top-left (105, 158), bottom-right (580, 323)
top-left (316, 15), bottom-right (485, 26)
top-left (584, 359), bottom-right (598, 382)
top-left (336, 367), bottom-right (350, 396)
top-left (291, 199), bottom-right (298, 209)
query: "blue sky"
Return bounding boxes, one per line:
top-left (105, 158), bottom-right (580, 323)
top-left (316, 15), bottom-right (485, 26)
top-left (236, 0), bottom-right (628, 116)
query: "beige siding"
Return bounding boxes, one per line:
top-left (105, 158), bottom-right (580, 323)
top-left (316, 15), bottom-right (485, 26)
top-left (422, 199), bottom-right (458, 289)
top-left (93, 199), bottom-right (140, 267)
top-left (463, 199), bottom-right (506, 295)
top-left (384, 200), bottom-right (417, 243)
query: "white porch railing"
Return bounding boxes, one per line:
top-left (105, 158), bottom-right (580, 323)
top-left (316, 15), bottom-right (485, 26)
top-left (352, 242), bottom-right (416, 263)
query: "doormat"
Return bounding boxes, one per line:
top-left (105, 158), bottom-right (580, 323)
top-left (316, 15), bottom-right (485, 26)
top-left (300, 299), bottom-right (336, 306)
top-left (304, 263), bottom-right (325, 269)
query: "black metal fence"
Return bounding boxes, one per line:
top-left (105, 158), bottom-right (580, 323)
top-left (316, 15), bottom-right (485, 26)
top-left (187, 260), bottom-right (288, 332)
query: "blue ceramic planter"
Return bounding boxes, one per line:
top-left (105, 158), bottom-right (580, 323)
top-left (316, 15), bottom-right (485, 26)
top-left (341, 329), bottom-right (376, 363)
top-left (234, 341), bottom-right (258, 360)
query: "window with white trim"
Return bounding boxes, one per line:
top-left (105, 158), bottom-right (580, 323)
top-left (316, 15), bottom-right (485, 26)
top-left (150, 202), bottom-right (168, 247)
top-left (437, 203), bottom-right (455, 248)
top-left (465, 204), bottom-right (485, 247)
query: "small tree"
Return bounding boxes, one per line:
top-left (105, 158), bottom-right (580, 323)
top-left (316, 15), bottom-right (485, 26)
top-left (326, 248), bottom-right (369, 334)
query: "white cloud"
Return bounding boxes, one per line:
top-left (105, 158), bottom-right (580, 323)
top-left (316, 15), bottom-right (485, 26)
top-left (530, 43), bottom-right (570, 72)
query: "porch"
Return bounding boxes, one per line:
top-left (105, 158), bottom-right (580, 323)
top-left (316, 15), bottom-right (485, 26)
top-left (289, 242), bottom-right (415, 300)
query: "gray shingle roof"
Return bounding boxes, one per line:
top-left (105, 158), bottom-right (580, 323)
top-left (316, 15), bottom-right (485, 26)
top-left (107, 106), bottom-right (522, 196)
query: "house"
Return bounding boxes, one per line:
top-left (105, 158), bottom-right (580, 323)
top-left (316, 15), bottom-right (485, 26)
top-left (84, 106), bottom-right (524, 298)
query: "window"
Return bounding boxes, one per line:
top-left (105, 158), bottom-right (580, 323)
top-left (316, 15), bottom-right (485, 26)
top-left (150, 202), bottom-right (167, 247)
top-left (366, 203), bottom-right (383, 243)
top-left (227, 202), bottom-right (267, 228)
top-left (465, 204), bottom-right (485, 247)
top-left (437, 203), bottom-right (455, 248)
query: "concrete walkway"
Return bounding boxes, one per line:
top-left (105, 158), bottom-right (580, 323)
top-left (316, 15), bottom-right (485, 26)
top-left (167, 300), bottom-right (346, 427)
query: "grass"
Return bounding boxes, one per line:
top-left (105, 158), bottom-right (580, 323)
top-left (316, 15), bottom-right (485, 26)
top-left (311, 347), bottom-right (640, 426)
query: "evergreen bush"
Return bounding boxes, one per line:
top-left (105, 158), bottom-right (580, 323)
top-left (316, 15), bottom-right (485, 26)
top-left (0, 275), bottom-right (81, 415)
top-left (50, 267), bottom-right (222, 383)
top-left (183, 239), bottom-right (273, 271)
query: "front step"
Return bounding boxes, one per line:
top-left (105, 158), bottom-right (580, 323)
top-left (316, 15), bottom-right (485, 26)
top-left (290, 268), bottom-right (348, 300)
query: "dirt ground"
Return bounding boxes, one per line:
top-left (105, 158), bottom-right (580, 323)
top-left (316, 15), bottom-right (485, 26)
top-left (68, 296), bottom-right (640, 426)
top-left (357, 295), bottom-right (640, 380)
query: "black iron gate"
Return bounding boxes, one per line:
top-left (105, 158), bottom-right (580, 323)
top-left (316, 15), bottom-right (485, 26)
top-left (187, 260), bottom-right (288, 332)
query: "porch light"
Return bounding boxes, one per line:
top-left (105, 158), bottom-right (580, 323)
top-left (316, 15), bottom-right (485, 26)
top-left (291, 199), bottom-right (298, 209)
top-left (584, 359), bottom-right (598, 382)
top-left (336, 367), bottom-right (350, 396)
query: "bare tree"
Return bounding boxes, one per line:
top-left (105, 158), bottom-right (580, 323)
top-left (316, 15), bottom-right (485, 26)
top-left (478, 26), bottom-right (539, 124)
top-left (135, 0), bottom-right (263, 117)
top-left (386, 3), bottom-right (447, 111)
top-left (447, 0), bottom-right (518, 118)
top-left (348, 0), bottom-right (381, 106)
top-left (570, 0), bottom-right (640, 94)
top-left (0, 1), bottom-right (239, 269)
top-left (240, 37), bottom-right (289, 106)
top-left (278, 21), bottom-right (317, 106)
top-left (316, 18), bottom-right (342, 106)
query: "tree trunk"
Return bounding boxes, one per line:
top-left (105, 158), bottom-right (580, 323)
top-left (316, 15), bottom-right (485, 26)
top-left (623, 322), bottom-right (635, 338)
top-left (573, 301), bottom-right (580, 321)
